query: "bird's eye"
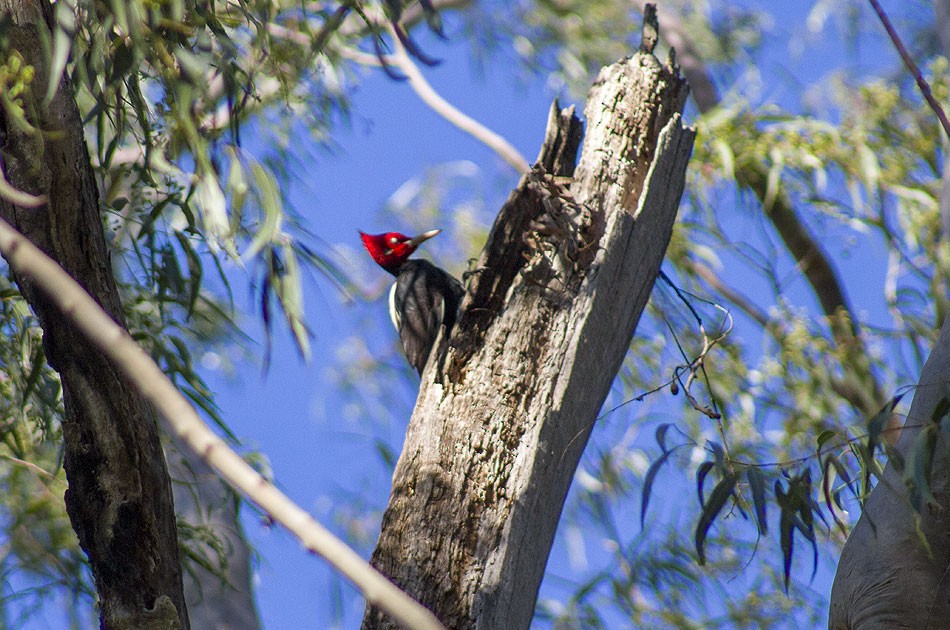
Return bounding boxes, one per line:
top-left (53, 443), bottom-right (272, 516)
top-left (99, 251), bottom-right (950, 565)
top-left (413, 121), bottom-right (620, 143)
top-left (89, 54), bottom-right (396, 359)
top-left (389, 237), bottom-right (398, 244)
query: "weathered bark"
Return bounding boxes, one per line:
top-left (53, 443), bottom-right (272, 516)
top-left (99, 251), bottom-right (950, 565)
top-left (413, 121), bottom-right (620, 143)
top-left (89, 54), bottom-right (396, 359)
top-left (0, 1), bottom-right (189, 627)
top-left (828, 318), bottom-right (950, 629)
top-left (363, 20), bottom-right (694, 630)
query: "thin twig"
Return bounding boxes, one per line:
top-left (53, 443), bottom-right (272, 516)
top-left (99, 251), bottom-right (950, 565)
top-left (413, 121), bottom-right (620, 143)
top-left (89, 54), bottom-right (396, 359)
top-left (384, 23), bottom-right (531, 174)
top-left (0, 217), bottom-right (444, 630)
top-left (868, 0), bottom-right (950, 138)
top-left (0, 167), bottom-right (46, 208)
top-left (0, 452), bottom-right (65, 485)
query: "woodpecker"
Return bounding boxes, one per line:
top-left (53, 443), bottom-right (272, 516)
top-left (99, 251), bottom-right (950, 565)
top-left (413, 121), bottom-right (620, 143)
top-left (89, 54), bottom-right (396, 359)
top-left (360, 229), bottom-right (463, 375)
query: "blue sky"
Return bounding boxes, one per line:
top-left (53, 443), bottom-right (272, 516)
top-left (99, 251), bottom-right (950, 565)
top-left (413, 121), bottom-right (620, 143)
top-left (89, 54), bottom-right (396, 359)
top-left (202, 5), bottom-right (915, 628)
top-left (8, 2), bottom-right (929, 627)
top-left (207, 26), bottom-right (551, 629)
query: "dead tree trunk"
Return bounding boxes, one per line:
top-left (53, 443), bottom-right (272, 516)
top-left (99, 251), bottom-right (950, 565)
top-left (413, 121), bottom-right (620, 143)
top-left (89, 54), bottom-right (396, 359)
top-left (364, 14), bottom-right (694, 629)
top-left (0, 1), bottom-right (189, 627)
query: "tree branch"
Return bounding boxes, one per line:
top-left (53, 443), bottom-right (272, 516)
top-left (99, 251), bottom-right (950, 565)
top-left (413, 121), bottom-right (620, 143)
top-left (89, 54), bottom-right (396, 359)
top-left (631, 2), bottom-right (884, 415)
top-left (869, 0), bottom-right (950, 138)
top-left (0, 166), bottom-right (46, 207)
top-left (0, 216), bottom-right (444, 630)
top-left (364, 38), bottom-right (693, 628)
top-left (383, 22), bottom-right (530, 173)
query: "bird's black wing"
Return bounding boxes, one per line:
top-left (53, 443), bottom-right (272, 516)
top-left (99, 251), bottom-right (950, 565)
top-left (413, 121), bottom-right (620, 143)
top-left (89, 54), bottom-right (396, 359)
top-left (393, 260), bottom-right (462, 375)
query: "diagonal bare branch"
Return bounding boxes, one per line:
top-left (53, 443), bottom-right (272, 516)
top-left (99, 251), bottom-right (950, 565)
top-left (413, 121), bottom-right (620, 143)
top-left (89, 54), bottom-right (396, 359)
top-left (0, 216), bottom-right (444, 630)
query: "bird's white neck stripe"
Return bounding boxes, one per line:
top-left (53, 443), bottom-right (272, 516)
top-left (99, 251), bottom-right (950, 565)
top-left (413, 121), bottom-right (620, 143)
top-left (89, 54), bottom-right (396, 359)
top-left (388, 281), bottom-right (401, 331)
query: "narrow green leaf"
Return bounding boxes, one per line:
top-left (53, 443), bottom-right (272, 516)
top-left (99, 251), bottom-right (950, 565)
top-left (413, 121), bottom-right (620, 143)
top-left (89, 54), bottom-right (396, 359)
top-left (244, 163), bottom-right (284, 260)
top-left (278, 244), bottom-right (311, 360)
top-left (695, 472), bottom-right (736, 565)
top-left (374, 438), bottom-right (396, 470)
top-left (746, 467), bottom-right (767, 535)
top-left (930, 395), bottom-right (950, 424)
top-left (655, 423), bottom-right (672, 454)
top-left (696, 460), bottom-right (715, 507)
top-left (707, 440), bottom-right (725, 469)
top-left (19, 343), bottom-right (46, 408)
top-left (816, 429), bottom-right (836, 450)
top-left (904, 423), bottom-right (939, 510)
top-left (867, 393), bottom-right (905, 456)
top-left (865, 393), bottom-right (905, 490)
top-left (641, 449), bottom-right (673, 527)
top-left (225, 147), bottom-right (247, 228)
top-left (173, 231), bottom-right (204, 317)
top-left (791, 512), bottom-right (819, 582)
top-left (195, 171), bottom-right (232, 255)
top-left (775, 480), bottom-right (793, 592)
top-left (45, 0), bottom-right (76, 105)
top-left (779, 508), bottom-right (794, 592)
top-left (763, 147), bottom-right (784, 210)
top-left (713, 138), bottom-right (735, 179)
top-left (822, 454), bottom-right (850, 534)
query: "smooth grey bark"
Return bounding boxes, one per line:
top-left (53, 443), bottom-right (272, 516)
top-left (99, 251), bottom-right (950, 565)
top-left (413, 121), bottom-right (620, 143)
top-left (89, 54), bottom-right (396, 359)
top-left (168, 439), bottom-right (262, 630)
top-left (829, 318), bottom-right (950, 629)
top-left (363, 15), bottom-right (694, 629)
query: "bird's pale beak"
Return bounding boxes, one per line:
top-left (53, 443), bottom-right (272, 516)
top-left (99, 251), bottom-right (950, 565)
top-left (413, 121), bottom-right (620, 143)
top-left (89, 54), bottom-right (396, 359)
top-left (407, 229), bottom-right (442, 248)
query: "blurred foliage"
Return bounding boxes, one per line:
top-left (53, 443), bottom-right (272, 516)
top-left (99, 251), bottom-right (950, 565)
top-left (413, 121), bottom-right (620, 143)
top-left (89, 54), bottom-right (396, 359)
top-left (0, 0), bottom-right (443, 621)
top-left (334, 0), bottom-right (950, 627)
top-left (0, 0), bottom-right (947, 627)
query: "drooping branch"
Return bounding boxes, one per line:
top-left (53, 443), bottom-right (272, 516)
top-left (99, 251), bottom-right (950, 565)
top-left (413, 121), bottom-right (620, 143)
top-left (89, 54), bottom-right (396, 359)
top-left (364, 14), bottom-right (694, 628)
top-left (0, 215), bottom-right (445, 630)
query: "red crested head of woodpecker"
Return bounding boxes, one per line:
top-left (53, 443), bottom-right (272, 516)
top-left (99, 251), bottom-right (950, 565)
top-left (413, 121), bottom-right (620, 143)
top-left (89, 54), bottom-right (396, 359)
top-left (359, 228), bottom-right (463, 375)
top-left (359, 229), bottom-right (441, 274)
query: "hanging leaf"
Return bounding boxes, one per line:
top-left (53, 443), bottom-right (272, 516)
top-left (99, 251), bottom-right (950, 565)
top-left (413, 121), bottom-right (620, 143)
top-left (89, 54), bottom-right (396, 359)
top-left (244, 162), bottom-right (284, 260)
top-left (746, 467), bottom-right (768, 535)
top-left (822, 454), bottom-right (852, 535)
top-left (694, 472), bottom-right (736, 565)
top-left (929, 395), bottom-right (950, 424)
top-left (655, 423), bottom-right (672, 454)
top-left (707, 440), bottom-right (725, 470)
top-left (641, 448), bottom-right (673, 527)
top-left (172, 231), bottom-right (204, 317)
top-left (903, 423), bottom-right (939, 511)
top-left (277, 243), bottom-right (312, 361)
top-left (696, 460), bottom-right (715, 507)
top-left (864, 393), bottom-right (905, 490)
top-left (45, 0), bottom-right (77, 105)
top-left (816, 429), bottom-right (836, 450)
top-left (867, 393), bottom-right (904, 455)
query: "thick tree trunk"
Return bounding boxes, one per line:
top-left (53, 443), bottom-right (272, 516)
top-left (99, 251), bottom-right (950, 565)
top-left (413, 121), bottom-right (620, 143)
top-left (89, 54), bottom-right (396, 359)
top-left (0, 1), bottom-right (189, 627)
top-left (828, 318), bottom-right (950, 629)
top-left (363, 19), bottom-right (694, 629)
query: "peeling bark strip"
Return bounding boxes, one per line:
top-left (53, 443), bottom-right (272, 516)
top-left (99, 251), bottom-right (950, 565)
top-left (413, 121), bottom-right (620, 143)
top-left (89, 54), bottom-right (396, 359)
top-left (0, 1), bottom-right (189, 628)
top-left (364, 19), bottom-right (694, 630)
